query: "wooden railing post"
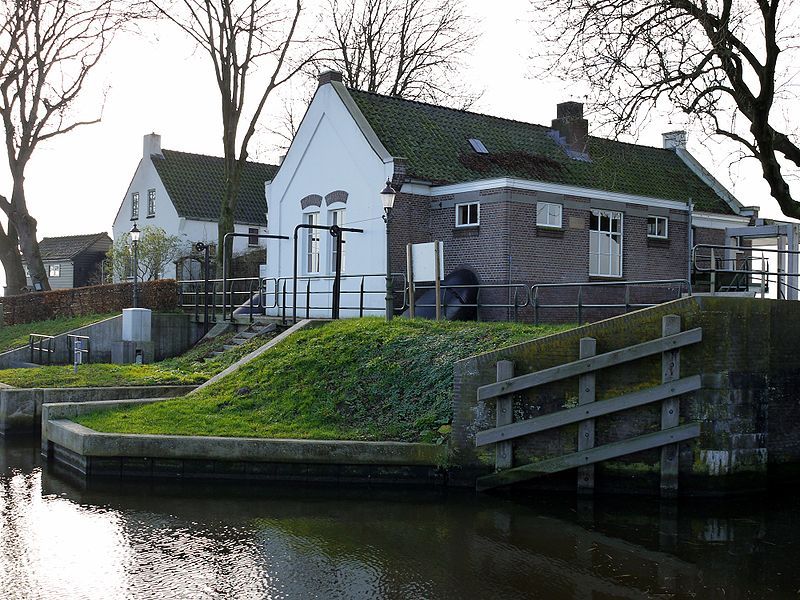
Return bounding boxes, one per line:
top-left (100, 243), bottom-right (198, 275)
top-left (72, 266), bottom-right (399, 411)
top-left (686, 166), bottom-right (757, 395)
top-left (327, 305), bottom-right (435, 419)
top-left (661, 315), bottom-right (681, 496)
top-left (578, 337), bottom-right (597, 492)
top-left (495, 360), bottom-right (514, 471)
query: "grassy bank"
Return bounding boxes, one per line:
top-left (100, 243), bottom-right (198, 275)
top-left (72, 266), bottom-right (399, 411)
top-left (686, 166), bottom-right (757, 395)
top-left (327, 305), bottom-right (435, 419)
top-left (0, 313), bottom-right (117, 353)
top-left (0, 330), bottom-right (273, 388)
top-left (76, 318), bottom-right (572, 443)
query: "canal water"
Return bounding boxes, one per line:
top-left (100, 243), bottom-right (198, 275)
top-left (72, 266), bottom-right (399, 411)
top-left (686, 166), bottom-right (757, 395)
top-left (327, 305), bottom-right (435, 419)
top-left (1, 438), bottom-right (799, 600)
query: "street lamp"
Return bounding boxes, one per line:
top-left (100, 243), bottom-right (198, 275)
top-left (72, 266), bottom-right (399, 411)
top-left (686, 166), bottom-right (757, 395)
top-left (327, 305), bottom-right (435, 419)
top-left (130, 222), bottom-right (140, 308)
top-left (380, 179), bottom-right (396, 321)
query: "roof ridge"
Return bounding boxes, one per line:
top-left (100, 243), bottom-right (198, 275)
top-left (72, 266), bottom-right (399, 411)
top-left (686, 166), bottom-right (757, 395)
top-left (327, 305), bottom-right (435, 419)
top-left (41, 232), bottom-right (108, 241)
top-left (160, 148), bottom-right (279, 169)
top-left (347, 87), bottom-right (674, 154)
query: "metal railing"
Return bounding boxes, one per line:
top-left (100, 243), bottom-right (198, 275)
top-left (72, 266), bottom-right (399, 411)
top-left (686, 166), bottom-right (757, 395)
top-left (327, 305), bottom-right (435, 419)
top-left (66, 335), bottom-right (91, 364)
top-left (29, 334), bottom-right (55, 365)
top-left (412, 282), bottom-right (531, 321)
top-left (268, 273), bottom-right (407, 322)
top-left (178, 277), bottom-right (277, 324)
top-left (692, 244), bottom-right (800, 299)
top-left (531, 279), bottom-right (692, 325)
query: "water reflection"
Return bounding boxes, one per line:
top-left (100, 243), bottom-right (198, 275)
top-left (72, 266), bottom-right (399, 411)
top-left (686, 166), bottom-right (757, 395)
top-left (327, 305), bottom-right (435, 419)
top-left (1, 437), bottom-right (798, 599)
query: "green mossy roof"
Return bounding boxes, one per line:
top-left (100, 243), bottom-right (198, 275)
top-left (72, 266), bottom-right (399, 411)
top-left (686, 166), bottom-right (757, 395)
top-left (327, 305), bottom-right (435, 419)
top-left (152, 150), bottom-right (278, 225)
top-left (349, 89), bottom-right (734, 214)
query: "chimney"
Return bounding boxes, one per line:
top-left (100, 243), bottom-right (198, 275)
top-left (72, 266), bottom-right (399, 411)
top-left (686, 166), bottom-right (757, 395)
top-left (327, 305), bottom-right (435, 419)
top-left (317, 70), bottom-right (343, 88)
top-left (551, 102), bottom-right (589, 155)
top-left (143, 132), bottom-right (163, 159)
top-left (662, 130), bottom-right (687, 150)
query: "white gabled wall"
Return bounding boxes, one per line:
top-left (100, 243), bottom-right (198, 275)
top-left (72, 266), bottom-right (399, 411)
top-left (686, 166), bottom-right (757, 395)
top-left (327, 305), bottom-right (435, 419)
top-left (265, 82), bottom-right (393, 318)
top-left (112, 135), bottom-right (268, 280)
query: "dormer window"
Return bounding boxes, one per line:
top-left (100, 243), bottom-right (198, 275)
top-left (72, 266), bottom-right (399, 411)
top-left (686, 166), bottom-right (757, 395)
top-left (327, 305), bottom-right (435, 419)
top-left (468, 138), bottom-right (489, 154)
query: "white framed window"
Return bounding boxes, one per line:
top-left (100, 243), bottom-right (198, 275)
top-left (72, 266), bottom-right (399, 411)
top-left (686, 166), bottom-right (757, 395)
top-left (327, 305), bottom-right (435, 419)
top-left (590, 209), bottom-right (623, 277)
top-left (647, 216), bottom-right (669, 239)
top-left (248, 227), bottom-right (259, 247)
top-left (48, 264), bottom-right (61, 277)
top-left (147, 189), bottom-right (156, 217)
top-left (305, 212), bottom-right (320, 273)
top-left (455, 202), bottom-right (479, 227)
top-left (131, 192), bottom-right (139, 219)
top-left (536, 202), bottom-right (562, 228)
top-left (329, 208), bottom-right (346, 272)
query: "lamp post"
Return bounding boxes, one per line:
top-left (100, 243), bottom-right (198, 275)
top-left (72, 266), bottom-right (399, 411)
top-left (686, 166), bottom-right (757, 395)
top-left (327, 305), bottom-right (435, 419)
top-left (380, 179), bottom-right (396, 321)
top-left (130, 222), bottom-right (140, 308)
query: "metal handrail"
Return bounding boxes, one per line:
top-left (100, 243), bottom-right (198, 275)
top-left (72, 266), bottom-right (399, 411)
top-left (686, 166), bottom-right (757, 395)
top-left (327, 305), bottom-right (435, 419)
top-left (29, 334), bottom-right (55, 365)
top-left (412, 282), bottom-right (531, 321)
top-left (274, 272), bottom-right (408, 321)
top-left (691, 244), bottom-right (800, 299)
top-left (531, 279), bottom-right (692, 325)
top-left (66, 335), bottom-right (91, 364)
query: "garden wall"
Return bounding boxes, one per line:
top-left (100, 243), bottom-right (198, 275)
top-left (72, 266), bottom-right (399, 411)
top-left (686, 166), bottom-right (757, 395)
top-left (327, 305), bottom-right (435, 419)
top-left (1, 280), bottom-right (178, 325)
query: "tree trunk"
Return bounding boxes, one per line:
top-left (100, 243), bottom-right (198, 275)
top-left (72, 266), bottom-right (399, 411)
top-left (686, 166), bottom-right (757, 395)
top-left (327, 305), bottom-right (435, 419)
top-left (0, 221), bottom-right (27, 295)
top-left (10, 170), bottom-right (50, 291)
top-left (217, 196), bottom-right (235, 277)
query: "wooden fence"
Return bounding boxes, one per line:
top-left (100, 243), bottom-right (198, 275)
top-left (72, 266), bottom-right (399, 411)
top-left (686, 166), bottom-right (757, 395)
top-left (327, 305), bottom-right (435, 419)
top-left (475, 315), bottom-right (703, 495)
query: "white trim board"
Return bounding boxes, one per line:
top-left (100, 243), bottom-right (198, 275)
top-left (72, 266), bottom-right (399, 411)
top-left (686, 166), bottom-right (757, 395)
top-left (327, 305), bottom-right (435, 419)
top-left (692, 211), bottom-right (750, 230)
top-left (404, 178), bottom-right (692, 211)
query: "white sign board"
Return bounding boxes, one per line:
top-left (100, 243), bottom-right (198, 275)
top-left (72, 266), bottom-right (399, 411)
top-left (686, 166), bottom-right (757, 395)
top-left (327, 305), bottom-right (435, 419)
top-left (410, 241), bottom-right (444, 282)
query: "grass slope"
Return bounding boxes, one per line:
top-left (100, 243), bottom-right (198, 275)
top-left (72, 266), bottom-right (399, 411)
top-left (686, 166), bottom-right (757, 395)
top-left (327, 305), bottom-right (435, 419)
top-left (76, 318), bottom-right (571, 443)
top-left (0, 330), bottom-right (274, 388)
top-left (0, 313), bottom-right (117, 354)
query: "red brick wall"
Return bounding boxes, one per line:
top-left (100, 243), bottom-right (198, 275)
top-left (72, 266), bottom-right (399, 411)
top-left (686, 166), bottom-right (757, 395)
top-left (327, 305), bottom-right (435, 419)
top-left (1, 279), bottom-right (178, 325)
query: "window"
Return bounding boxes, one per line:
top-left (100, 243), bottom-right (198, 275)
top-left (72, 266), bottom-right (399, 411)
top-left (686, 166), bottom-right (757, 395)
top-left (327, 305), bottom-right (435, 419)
top-left (455, 202), bottom-right (479, 227)
top-left (589, 209), bottom-right (623, 277)
top-left (147, 189), bottom-right (156, 217)
top-left (305, 212), bottom-right (320, 273)
top-left (48, 264), bottom-right (61, 278)
top-left (131, 192), bottom-right (139, 219)
top-left (536, 202), bottom-right (562, 228)
top-left (647, 216), bottom-right (669, 239)
top-left (248, 227), bottom-right (259, 247)
top-left (329, 208), bottom-right (346, 272)
top-left (468, 138), bottom-right (489, 154)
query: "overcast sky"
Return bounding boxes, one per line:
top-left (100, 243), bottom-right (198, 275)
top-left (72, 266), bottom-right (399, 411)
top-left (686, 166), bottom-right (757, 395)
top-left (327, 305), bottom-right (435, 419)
top-left (0, 0), bottom-right (785, 286)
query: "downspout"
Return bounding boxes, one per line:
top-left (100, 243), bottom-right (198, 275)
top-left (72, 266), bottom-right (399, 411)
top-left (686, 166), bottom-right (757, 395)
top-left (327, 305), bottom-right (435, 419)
top-left (687, 199), bottom-right (693, 292)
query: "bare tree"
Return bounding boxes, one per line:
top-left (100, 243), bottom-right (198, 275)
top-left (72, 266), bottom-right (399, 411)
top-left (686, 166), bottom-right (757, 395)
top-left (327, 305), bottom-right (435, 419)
top-left (318, 0), bottom-right (479, 108)
top-left (150, 0), bottom-right (309, 267)
top-left (0, 0), bottom-right (121, 293)
top-left (531, 0), bottom-right (800, 218)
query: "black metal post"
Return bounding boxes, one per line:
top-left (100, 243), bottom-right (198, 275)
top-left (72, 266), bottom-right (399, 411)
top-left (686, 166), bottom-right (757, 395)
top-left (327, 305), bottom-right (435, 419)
top-left (196, 242), bottom-right (211, 332)
top-left (383, 208), bottom-right (393, 321)
top-left (132, 239), bottom-right (139, 308)
top-left (331, 225), bottom-right (343, 319)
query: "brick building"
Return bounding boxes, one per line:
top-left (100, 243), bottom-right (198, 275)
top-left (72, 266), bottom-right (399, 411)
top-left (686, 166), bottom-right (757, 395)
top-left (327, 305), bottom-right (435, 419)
top-left (264, 71), bottom-right (756, 319)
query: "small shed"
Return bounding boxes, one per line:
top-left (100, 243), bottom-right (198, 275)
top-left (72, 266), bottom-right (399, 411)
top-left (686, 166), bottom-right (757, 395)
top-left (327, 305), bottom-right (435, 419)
top-left (26, 232), bottom-right (113, 290)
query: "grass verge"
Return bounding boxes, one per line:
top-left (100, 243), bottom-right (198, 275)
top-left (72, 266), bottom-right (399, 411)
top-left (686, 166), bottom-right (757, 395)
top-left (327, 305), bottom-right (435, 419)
top-left (76, 318), bottom-right (572, 443)
top-left (0, 313), bottom-right (118, 354)
top-left (0, 329), bottom-right (274, 388)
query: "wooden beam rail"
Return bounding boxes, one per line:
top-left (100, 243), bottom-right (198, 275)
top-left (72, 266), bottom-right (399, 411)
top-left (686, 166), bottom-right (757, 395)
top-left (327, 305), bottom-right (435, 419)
top-left (477, 328), bottom-right (702, 401)
top-left (476, 423), bottom-right (701, 492)
top-left (475, 375), bottom-right (702, 447)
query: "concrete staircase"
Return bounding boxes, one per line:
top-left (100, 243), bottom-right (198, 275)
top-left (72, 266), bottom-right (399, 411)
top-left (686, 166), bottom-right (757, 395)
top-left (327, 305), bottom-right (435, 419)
top-left (206, 322), bottom-right (277, 360)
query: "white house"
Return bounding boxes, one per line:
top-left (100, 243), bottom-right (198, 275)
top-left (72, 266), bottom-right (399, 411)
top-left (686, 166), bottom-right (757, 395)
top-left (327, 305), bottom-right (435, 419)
top-left (113, 134), bottom-right (278, 280)
top-left (265, 72), bottom-right (395, 318)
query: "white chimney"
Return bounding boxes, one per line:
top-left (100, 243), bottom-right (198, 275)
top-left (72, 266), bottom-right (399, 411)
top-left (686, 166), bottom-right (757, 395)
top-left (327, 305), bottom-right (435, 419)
top-left (662, 130), bottom-right (687, 150)
top-left (143, 132), bottom-right (163, 159)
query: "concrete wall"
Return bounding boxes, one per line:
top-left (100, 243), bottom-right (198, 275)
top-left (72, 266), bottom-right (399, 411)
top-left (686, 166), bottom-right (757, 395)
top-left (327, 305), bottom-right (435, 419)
top-left (0, 385), bottom-right (195, 435)
top-left (451, 296), bottom-right (800, 494)
top-left (0, 312), bottom-right (203, 368)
